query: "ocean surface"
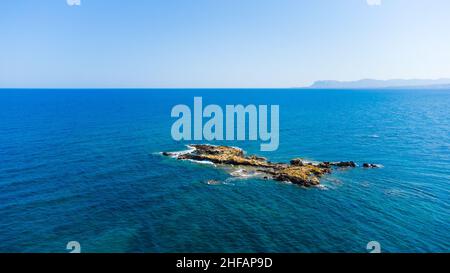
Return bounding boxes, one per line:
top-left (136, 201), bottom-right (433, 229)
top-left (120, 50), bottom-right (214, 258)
top-left (0, 89), bottom-right (449, 253)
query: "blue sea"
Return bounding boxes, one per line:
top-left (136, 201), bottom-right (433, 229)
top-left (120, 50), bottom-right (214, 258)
top-left (0, 89), bottom-right (449, 253)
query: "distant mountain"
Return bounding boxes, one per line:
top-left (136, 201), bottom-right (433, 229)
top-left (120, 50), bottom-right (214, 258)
top-left (308, 79), bottom-right (450, 89)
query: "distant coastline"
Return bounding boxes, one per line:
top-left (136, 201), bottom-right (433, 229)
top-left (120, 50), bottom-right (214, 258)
top-left (301, 78), bottom-right (450, 89)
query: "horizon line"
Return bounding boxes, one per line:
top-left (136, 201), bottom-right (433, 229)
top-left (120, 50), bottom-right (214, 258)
top-left (1, 87), bottom-right (450, 91)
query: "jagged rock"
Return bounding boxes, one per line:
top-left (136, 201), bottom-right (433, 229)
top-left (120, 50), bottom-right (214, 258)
top-left (290, 158), bottom-right (304, 166)
top-left (177, 145), bottom-right (271, 167)
top-left (248, 155), bottom-right (267, 162)
top-left (308, 176), bottom-right (320, 186)
top-left (363, 163), bottom-right (379, 168)
top-left (163, 144), bottom-right (365, 187)
top-left (318, 162), bottom-right (331, 168)
top-left (332, 161), bottom-right (356, 168)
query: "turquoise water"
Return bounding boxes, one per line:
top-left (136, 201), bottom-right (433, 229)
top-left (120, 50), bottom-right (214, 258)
top-left (0, 89), bottom-right (449, 253)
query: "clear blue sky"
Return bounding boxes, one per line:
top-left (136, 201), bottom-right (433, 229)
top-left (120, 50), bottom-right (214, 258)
top-left (1, 0), bottom-right (450, 88)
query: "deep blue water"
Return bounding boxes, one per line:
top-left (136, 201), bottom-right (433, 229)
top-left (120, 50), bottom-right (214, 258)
top-left (0, 89), bottom-right (449, 253)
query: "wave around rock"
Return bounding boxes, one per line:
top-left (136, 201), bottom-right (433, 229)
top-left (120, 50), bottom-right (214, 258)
top-left (162, 144), bottom-right (376, 187)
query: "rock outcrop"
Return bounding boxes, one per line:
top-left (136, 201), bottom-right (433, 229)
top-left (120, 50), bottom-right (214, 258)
top-left (363, 163), bottom-right (379, 168)
top-left (331, 161), bottom-right (357, 168)
top-left (163, 144), bottom-right (366, 187)
top-left (290, 158), bottom-right (305, 166)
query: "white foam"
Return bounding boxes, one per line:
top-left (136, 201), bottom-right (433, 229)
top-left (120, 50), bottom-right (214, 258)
top-left (229, 168), bottom-right (261, 179)
top-left (303, 159), bottom-right (321, 166)
top-left (187, 159), bottom-right (216, 166)
top-left (167, 145), bottom-right (196, 158)
top-left (316, 184), bottom-right (329, 190)
top-left (205, 179), bottom-right (222, 185)
top-left (223, 178), bottom-right (237, 184)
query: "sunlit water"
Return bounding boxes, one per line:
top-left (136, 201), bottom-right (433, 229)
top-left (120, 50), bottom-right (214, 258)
top-left (0, 89), bottom-right (448, 252)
